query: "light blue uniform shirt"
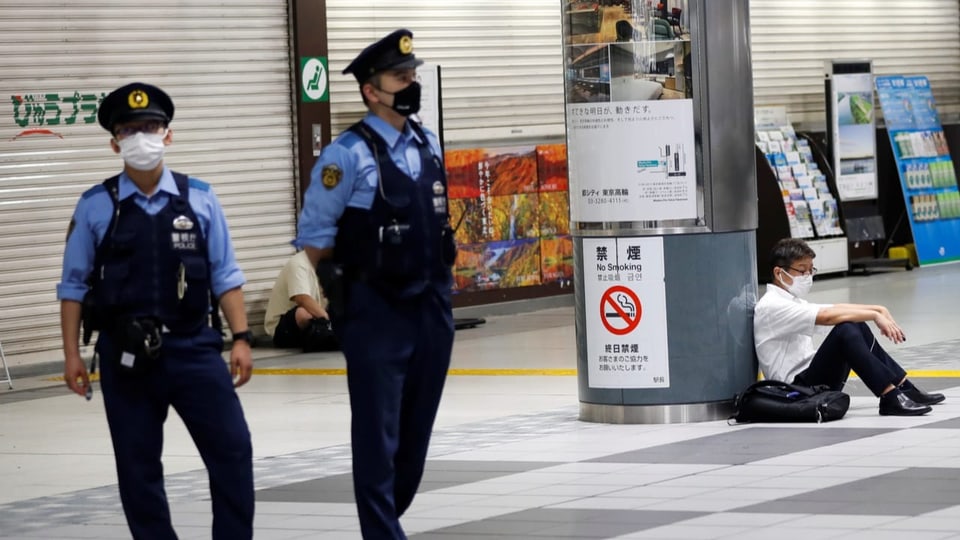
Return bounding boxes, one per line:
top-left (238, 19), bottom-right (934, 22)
top-left (295, 113), bottom-right (442, 250)
top-left (56, 167), bottom-right (245, 302)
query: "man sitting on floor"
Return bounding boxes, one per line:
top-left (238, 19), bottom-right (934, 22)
top-left (264, 250), bottom-right (337, 352)
top-left (754, 238), bottom-right (944, 416)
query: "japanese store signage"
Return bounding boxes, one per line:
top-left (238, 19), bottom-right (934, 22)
top-left (8, 91), bottom-right (106, 140)
top-left (583, 236), bottom-right (669, 389)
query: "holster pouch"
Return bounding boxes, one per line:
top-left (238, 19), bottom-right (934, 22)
top-left (80, 291), bottom-right (100, 346)
top-left (316, 261), bottom-right (345, 321)
top-left (376, 222), bottom-right (421, 281)
top-left (114, 318), bottom-right (163, 375)
top-left (441, 224), bottom-right (458, 267)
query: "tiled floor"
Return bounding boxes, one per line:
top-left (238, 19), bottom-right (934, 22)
top-left (3, 264), bottom-right (960, 539)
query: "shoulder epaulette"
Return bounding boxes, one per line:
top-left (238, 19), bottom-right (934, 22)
top-left (80, 184), bottom-right (107, 200)
top-left (187, 178), bottom-right (211, 192)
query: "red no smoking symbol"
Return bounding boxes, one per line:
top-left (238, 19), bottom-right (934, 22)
top-left (600, 285), bottom-right (642, 335)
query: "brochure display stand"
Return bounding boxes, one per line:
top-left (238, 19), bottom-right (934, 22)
top-left (875, 75), bottom-right (960, 265)
top-left (825, 60), bottom-right (910, 273)
top-left (755, 110), bottom-right (848, 281)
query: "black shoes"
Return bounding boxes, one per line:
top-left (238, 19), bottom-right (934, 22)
top-left (900, 380), bottom-right (946, 406)
top-left (879, 389), bottom-right (932, 416)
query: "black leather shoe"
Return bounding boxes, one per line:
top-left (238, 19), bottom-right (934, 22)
top-left (879, 389), bottom-right (932, 416)
top-left (900, 380), bottom-right (946, 406)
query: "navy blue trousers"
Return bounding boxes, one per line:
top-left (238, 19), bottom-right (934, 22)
top-left (794, 321), bottom-right (907, 396)
top-left (336, 283), bottom-right (454, 540)
top-left (97, 326), bottom-right (254, 540)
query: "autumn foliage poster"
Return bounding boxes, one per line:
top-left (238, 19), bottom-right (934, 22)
top-left (446, 144), bottom-right (573, 292)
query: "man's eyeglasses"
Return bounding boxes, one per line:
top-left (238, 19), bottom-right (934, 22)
top-left (114, 121), bottom-right (166, 139)
top-left (786, 266), bottom-right (818, 277)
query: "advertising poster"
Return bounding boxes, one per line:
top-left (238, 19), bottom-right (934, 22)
top-left (564, 0), bottom-right (695, 224)
top-left (541, 235), bottom-right (574, 284)
top-left (830, 72), bottom-right (878, 201)
top-left (539, 191), bottom-right (571, 237)
top-left (537, 143), bottom-right (574, 285)
top-left (446, 146), bottom-right (544, 291)
top-left (567, 100), bottom-right (696, 222)
top-left (583, 236), bottom-right (669, 389)
top-left (876, 75), bottom-right (960, 265)
top-left (537, 144), bottom-right (569, 192)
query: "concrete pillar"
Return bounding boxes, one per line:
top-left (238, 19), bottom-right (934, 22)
top-left (563, 0), bottom-right (758, 423)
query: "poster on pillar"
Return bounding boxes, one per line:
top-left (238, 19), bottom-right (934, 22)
top-left (566, 99), bottom-right (696, 223)
top-left (583, 237), bottom-right (669, 389)
top-left (563, 0), bottom-right (695, 224)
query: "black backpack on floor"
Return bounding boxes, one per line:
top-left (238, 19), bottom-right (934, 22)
top-left (730, 380), bottom-right (850, 424)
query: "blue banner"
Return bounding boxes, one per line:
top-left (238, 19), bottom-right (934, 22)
top-left (875, 75), bottom-right (960, 265)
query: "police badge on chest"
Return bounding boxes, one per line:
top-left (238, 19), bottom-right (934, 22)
top-left (171, 215), bottom-right (197, 250)
top-left (432, 181), bottom-right (446, 216)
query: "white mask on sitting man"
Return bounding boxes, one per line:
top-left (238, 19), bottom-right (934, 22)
top-left (780, 270), bottom-right (813, 298)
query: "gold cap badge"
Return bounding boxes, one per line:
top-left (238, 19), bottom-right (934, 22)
top-left (128, 89), bottom-right (149, 109)
top-left (399, 35), bottom-right (413, 55)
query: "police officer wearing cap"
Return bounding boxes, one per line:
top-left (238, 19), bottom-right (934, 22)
top-left (57, 82), bottom-right (255, 539)
top-left (295, 29), bottom-right (457, 539)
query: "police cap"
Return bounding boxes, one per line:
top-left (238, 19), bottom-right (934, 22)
top-left (343, 29), bottom-right (424, 84)
top-left (97, 82), bottom-right (174, 134)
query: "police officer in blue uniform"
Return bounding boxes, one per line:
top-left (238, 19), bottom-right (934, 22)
top-left (296, 30), bottom-right (457, 540)
top-left (57, 82), bottom-right (255, 540)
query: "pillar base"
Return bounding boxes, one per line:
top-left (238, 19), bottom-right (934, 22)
top-left (579, 400), bottom-right (734, 424)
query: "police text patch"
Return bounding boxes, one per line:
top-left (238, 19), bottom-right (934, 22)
top-left (171, 232), bottom-right (198, 251)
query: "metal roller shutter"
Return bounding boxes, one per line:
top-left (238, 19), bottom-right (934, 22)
top-left (0, 1), bottom-right (296, 365)
top-left (751, 0), bottom-right (960, 127)
top-left (325, 0), bottom-right (567, 144)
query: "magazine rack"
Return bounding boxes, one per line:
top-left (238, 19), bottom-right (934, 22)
top-left (755, 130), bottom-right (849, 282)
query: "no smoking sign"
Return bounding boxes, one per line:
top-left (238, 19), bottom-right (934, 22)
top-left (600, 285), bottom-right (642, 335)
top-left (584, 236), bottom-right (669, 389)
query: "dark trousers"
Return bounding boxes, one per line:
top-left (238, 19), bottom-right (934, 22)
top-left (336, 282), bottom-right (454, 540)
top-left (272, 306), bottom-right (304, 348)
top-left (794, 322), bottom-right (907, 397)
top-left (97, 326), bottom-right (254, 540)
top-left (273, 307), bottom-right (338, 352)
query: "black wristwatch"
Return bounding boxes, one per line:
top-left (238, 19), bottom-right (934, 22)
top-left (232, 330), bottom-right (254, 345)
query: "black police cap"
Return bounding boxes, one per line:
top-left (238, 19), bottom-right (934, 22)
top-left (97, 82), bottom-right (174, 133)
top-left (343, 29), bottom-right (424, 83)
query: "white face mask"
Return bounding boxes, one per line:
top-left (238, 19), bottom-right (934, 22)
top-left (118, 130), bottom-right (167, 171)
top-left (779, 269), bottom-right (813, 298)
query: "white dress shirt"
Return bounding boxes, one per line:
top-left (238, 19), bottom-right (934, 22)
top-left (754, 284), bottom-right (832, 383)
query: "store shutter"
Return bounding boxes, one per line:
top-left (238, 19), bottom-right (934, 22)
top-left (750, 0), bottom-right (960, 127)
top-left (325, 0), bottom-right (567, 144)
top-left (0, 2), bottom-right (296, 363)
